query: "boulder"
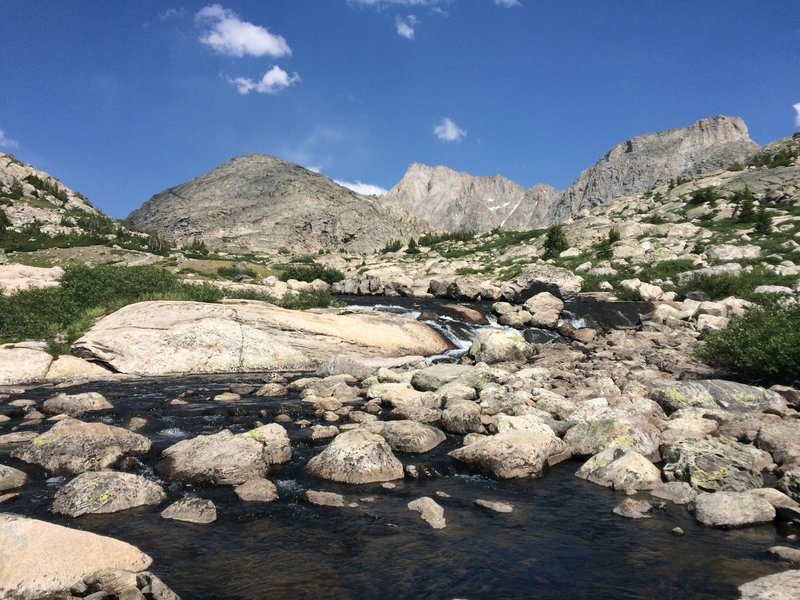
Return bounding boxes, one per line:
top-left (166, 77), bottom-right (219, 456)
top-left (73, 300), bottom-right (452, 376)
top-left (156, 429), bottom-right (269, 485)
top-left (692, 491), bottom-right (775, 527)
top-left (234, 478), bottom-right (279, 502)
top-left (467, 330), bottom-right (533, 364)
top-left (563, 418), bottom-right (660, 461)
top-left (501, 265), bottom-right (583, 301)
top-left (365, 420), bottom-right (446, 454)
top-left (448, 430), bottom-right (566, 479)
top-left (317, 354), bottom-right (425, 380)
top-left (0, 464), bottom-right (29, 491)
top-left (751, 488), bottom-right (800, 522)
top-left (767, 547), bottom-right (800, 565)
top-left (44, 355), bottom-right (113, 382)
top-left (659, 416), bottom-right (718, 446)
top-left (739, 570), bottom-right (800, 600)
top-left (757, 420), bottom-right (800, 467)
top-left (575, 448), bottom-right (661, 491)
top-left (42, 392), bottom-right (113, 417)
top-left (306, 428), bottom-right (404, 484)
top-left (306, 490), bottom-right (345, 507)
top-left (411, 364), bottom-right (476, 392)
top-left (161, 498), bottom-right (217, 523)
top-left (0, 264), bottom-right (63, 295)
top-left (247, 423), bottom-right (292, 464)
top-left (12, 418), bottom-right (151, 476)
top-left (522, 292), bottom-right (564, 328)
top-left (367, 382), bottom-right (437, 408)
top-left (651, 380), bottom-right (786, 414)
top-left (649, 481), bottom-right (697, 505)
top-left (51, 471), bottom-right (166, 517)
top-left (662, 437), bottom-right (767, 492)
top-left (0, 514), bottom-right (152, 600)
top-left (0, 342), bottom-right (53, 385)
top-left (441, 401), bottom-right (484, 434)
top-left (613, 498), bottom-right (653, 519)
top-left (408, 496), bottom-right (446, 529)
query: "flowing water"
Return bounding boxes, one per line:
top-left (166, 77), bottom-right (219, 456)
top-left (0, 300), bottom-right (794, 599)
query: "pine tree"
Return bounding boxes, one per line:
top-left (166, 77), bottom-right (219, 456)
top-left (736, 186), bottom-right (755, 222)
top-left (543, 224), bottom-right (569, 258)
top-left (753, 206), bottom-right (773, 235)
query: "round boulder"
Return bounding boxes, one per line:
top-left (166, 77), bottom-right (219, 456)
top-left (365, 420), bottom-right (446, 454)
top-left (692, 491), bottom-right (775, 528)
top-left (448, 430), bottom-right (566, 479)
top-left (306, 428), bottom-right (404, 484)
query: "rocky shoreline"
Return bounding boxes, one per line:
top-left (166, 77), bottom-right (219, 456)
top-left (1, 285), bottom-right (799, 598)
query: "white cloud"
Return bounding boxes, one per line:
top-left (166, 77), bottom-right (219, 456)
top-left (395, 15), bottom-right (418, 39)
top-left (334, 179), bottom-right (388, 196)
top-left (0, 129), bottom-right (19, 149)
top-left (231, 66), bottom-right (300, 95)
top-left (433, 117), bottom-right (467, 142)
top-left (794, 103), bottom-right (800, 128)
top-left (349, 1), bottom-right (436, 7)
top-left (196, 4), bottom-right (291, 57)
top-left (495, 0), bottom-right (521, 7)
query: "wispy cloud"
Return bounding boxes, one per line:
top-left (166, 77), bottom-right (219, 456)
top-left (495, 0), bottom-right (521, 7)
top-left (231, 66), bottom-right (300, 95)
top-left (159, 8), bottom-right (185, 21)
top-left (395, 15), bottom-right (418, 39)
top-left (433, 117), bottom-right (467, 142)
top-left (334, 179), bottom-right (388, 196)
top-left (348, 0), bottom-right (439, 8)
top-left (0, 129), bottom-right (19, 149)
top-left (794, 102), bottom-right (800, 128)
top-left (196, 4), bottom-right (291, 57)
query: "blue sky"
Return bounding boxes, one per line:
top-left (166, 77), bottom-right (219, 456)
top-left (1, 1), bottom-right (798, 218)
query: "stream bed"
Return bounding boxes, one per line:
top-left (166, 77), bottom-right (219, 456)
top-left (0, 372), bottom-right (792, 599)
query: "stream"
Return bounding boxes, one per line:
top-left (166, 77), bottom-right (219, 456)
top-left (0, 299), bottom-right (792, 599)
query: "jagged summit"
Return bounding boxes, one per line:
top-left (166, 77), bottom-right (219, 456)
top-left (127, 154), bottom-right (429, 254)
top-left (385, 163), bottom-right (560, 233)
top-left (385, 116), bottom-right (759, 233)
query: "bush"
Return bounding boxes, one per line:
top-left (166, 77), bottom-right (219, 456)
top-left (406, 238), bottom-right (420, 255)
top-left (753, 206), bottom-right (773, 234)
top-left (278, 262), bottom-right (344, 285)
top-left (543, 224), bottom-right (569, 258)
top-left (217, 265), bottom-right (258, 280)
top-left (696, 298), bottom-right (800, 385)
top-left (0, 264), bottom-right (224, 353)
top-left (380, 240), bottom-right (403, 253)
top-left (676, 266), bottom-right (794, 301)
top-left (687, 187), bottom-right (718, 205)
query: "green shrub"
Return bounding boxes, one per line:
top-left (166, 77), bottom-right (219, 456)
top-left (733, 187), bottom-right (756, 222)
top-left (753, 206), bottom-right (773, 234)
top-left (217, 265), bottom-right (258, 280)
top-left (687, 187), bottom-right (718, 205)
top-left (418, 230), bottom-right (476, 246)
top-left (608, 227), bottom-right (621, 244)
top-left (0, 264), bottom-right (224, 353)
top-left (676, 266), bottom-right (794, 301)
top-left (543, 224), bottom-right (569, 258)
top-left (695, 298), bottom-right (800, 385)
top-left (406, 238), bottom-right (420, 255)
top-left (278, 262), bottom-right (344, 285)
top-left (278, 289), bottom-right (339, 310)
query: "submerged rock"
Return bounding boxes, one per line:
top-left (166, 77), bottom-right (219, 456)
top-left (51, 471), bottom-right (166, 517)
top-left (306, 490), bottom-right (345, 507)
top-left (692, 491), bottom-right (775, 528)
top-left (306, 428), bottom-right (404, 484)
top-left (448, 430), bottom-right (566, 479)
top-left (42, 391), bottom-right (113, 417)
top-left (161, 498), bottom-right (217, 524)
top-left (474, 499), bottom-right (514, 513)
top-left (0, 514), bottom-right (152, 599)
top-left (12, 418), bottom-right (151, 476)
top-left (613, 498), bottom-right (653, 519)
top-left (408, 496), bottom-right (446, 529)
top-left (575, 448), bottom-right (661, 491)
top-left (234, 478), bottom-right (279, 502)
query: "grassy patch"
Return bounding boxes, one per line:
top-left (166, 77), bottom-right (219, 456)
top-left (676, 265), bottom-right (796, 301)
top-left (277, 262), bottom-right (344, 285)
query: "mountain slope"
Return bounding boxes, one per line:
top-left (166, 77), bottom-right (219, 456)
top-left (128, 154), bottom-right (430, 254)
top-left (385, 164), bottom-right (560, 233)
top-left (554, 115), bottom-right (758, 221)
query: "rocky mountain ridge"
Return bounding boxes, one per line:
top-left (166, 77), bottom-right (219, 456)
top-left (388, 116), bottom-right (760, 232)
top-left (128, 154), bottom-right (429, 255)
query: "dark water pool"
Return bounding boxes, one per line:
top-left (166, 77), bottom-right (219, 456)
top-left (1, 375), bottom-right (792, 599)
